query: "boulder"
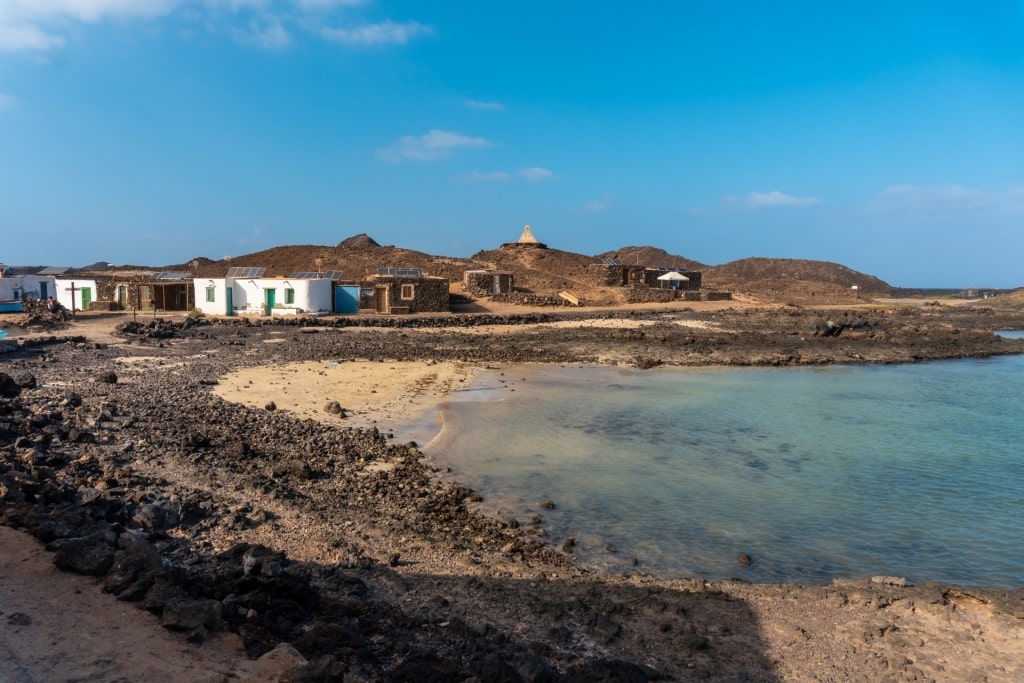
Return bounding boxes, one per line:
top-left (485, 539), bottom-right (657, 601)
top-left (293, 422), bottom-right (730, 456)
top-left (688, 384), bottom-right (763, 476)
top-left (162, 598), bottom-right (223, 632)
top-left (52, 529), bottom-right (117, 576)
top-left (0, 372), bottom-right (21, 398)
top-left (103, 532), bottom-right (163, 599)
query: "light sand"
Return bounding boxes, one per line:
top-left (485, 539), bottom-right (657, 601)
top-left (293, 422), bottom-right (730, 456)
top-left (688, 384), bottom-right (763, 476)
top-left (212, 359), bottom-right (485, 436)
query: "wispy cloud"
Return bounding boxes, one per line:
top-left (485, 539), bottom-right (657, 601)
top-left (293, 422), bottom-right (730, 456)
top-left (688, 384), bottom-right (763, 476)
top-left (0, 93), bottom-right (16, 110)
top-left (0, 1), bottom-right (431, 52)
top-left (320, 20), bottom-right (433, 46)
top-left (869, 184), bottom-right (1024, 217)
top-left (295, 0), bottom-right (369, 8)
top-left (376, 129), bottom-right (490, 163)
top-left (454, 170), bottom-right (511, 183)
top-left (0, 21), bottom-right (67, 51)
top-left (519, 166), bottom-right (554, 183)
top-left (726, 190), bottom-right (821, 207)
top-left (231, 15), bottom-right (290, 50)
top-left (581, 194), bottom-right (617, 213)
top-left (464, 99), bottom-right (504, 111)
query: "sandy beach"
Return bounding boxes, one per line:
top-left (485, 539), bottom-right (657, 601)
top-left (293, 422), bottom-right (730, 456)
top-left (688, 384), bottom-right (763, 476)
top-left (213, 359), bottom-right (484, 437)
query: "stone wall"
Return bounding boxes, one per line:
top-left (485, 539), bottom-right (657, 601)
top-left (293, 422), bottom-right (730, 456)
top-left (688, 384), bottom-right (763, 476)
top-left (490, 292), bottom-right (575, 307)
top-left (363, 277), bottom-right (450, 314)
top-left (463, 271), bottom-right (514, 296)
top-left (624, 288), bottom-right (676, 304)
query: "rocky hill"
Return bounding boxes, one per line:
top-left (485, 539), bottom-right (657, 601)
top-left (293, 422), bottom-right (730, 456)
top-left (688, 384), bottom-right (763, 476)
top-left (704, 257), bottom-right (890, 292)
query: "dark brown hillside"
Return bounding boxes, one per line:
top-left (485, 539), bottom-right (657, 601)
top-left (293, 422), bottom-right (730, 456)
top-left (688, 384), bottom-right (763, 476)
top-left (470, 246), bottom-right (615, 299)
top-left (705, 257), bottom-right (891, 293)
top-left (176, 242), bottom-right (476, 282)
top-left (596, 246), bottom-right (707, 271)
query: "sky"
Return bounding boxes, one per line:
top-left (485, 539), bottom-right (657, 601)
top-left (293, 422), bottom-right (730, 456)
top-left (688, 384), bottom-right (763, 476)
top-left (1, 1), bottom-right (1022, 288)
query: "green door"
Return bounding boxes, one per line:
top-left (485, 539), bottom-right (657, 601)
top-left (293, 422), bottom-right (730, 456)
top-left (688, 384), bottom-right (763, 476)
top-left (264, 288), bottom-right (275, 315)
top-left (81, 287), bottom-right (92, 311)
top-left (225, 287), bottom-right (233, 316)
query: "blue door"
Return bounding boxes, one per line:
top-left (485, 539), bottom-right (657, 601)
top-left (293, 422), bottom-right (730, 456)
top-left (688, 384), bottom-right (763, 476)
top-left (334, 285), bottom-right (359, 314)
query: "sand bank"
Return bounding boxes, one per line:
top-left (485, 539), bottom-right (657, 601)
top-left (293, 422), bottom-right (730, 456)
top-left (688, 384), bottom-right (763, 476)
top-left (212, 359), bottom-right (485, 437)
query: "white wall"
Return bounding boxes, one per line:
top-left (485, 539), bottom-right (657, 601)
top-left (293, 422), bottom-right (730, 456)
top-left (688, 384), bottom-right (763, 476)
top-left (194, 278), bottom-right (229, 316)
top-left (0, 275), bottom-right (57, 301)
top-left (54, 279), bottom-right (98, 311)
top-left (193, 277), bottom-right (333, 316)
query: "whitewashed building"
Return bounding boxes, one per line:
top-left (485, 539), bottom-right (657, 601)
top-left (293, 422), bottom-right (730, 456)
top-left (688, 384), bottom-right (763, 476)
top-left (0, 265), bottom-right (58, 305)
top-left (53, 278), bottom-right (99, 312)
top-left (194, 269), bottom-right (333, 317)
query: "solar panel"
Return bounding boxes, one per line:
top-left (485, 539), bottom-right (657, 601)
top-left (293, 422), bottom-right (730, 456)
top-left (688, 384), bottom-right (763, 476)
top-left (377, 267), bottom-right (423, 278)
top-left (38, 266), bottom-right (71, 275)
top-left (601, 258), bottom-right (621, 266)
top-left (323, 270), bottom-right (342, 281)
top-left (226, 266), bottom-right (266, 278)
top-left (287, 272), bottom-right (316, 279)
top-left (152, 272), bottom-right (190, 280)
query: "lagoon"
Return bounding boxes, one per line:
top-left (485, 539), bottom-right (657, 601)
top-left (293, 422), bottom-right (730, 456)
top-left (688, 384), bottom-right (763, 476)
top-left (421, 352), bottom-right (1024, 587)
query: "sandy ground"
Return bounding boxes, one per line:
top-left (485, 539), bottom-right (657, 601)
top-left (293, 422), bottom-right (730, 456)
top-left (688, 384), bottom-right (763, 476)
top-left (212, 358), bottom-right (484, 436)
top-left (0, 527), bottom-right (312, 683)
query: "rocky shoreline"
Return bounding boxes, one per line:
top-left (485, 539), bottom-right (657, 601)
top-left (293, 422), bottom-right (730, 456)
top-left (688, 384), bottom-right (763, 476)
top-left (2, 305), bottom-right (1024, 681)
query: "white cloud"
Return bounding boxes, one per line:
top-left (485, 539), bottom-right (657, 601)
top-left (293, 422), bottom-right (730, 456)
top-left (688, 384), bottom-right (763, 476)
top-left (519, 166), bottom-right (554, 183)
top-left (295, 0), bottom-right (368, 8)
top-left (321, 20), bottom-right (433, 46)
top-left (376, 129), bottom-right (490, 162)
top-left (455, 170), bottom-right (511, 183)
top-left (464, 99), bottom-right (504, 111)
top-left (0, 20), bottom-right (66, 51)
top-left (0, 93), bottom-right (16, 110)
top-left (0, 0), bottom-right (181, 23)
top-left (232, 15), bottom-right (290, 49)
top-left (744, 190), bottom-right (821, 207)
top-left (0, 1), bottom-right (431, 52)
top-left (0, 0), bottom-right (182, 51)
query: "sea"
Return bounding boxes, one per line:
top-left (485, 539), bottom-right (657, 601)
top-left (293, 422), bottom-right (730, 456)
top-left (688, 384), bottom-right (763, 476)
top-left (414, 333), bottom-right (1024, 588)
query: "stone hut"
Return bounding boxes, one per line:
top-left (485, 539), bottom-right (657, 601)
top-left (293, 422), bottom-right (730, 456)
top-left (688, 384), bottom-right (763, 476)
top-left (360, 268), bottom-right (449, 314)
top-left (463, 269), bottom-right (514, 296)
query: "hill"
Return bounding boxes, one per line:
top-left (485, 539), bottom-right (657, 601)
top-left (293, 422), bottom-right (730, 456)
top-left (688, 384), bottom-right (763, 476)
top-left (162, 237), bottom-right (893, 306)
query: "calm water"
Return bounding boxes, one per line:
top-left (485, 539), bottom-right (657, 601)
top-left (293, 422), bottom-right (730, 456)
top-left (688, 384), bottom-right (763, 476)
top-left (420, 348), bottom-right (1024, 587)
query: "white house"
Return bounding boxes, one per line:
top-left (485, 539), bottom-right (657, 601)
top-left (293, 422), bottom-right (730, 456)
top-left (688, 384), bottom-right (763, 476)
top-left (0, 268), bottom-right (57, 303)
top-left (53, 278), bottom-right (99, 312)
top-left (194, 276), bottom-right (333, 317)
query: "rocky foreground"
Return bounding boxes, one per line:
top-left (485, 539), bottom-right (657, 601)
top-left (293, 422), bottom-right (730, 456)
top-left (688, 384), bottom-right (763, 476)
top-left (2, 305), bottom-right (1024, 682)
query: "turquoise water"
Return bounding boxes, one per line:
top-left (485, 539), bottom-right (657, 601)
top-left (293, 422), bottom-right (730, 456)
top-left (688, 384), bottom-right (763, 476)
top-left (423, 351), bottom-right (1024, 587)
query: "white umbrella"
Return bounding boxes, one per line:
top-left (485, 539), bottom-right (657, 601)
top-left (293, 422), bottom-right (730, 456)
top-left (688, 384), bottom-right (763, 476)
top-left (657, 271), bottom-right (689, 289)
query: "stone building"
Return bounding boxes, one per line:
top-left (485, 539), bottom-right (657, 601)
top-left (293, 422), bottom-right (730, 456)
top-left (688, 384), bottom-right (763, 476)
top-left (463, 269), bottom-right (514, 296)
top-left (359, 268), bottom-right (449, 314)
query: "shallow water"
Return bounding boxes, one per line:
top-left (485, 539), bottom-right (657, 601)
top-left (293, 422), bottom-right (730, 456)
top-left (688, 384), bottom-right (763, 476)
top-left (421, 353), bottom-right (1024, 587)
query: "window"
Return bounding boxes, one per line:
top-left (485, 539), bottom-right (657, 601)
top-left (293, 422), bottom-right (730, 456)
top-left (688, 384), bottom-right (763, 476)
top-left (206, 287), bottom-right (216, 303)
top-left (400, 284), bottom-right (415, 300)
top-left (285, 288), bottom-right (295, 305)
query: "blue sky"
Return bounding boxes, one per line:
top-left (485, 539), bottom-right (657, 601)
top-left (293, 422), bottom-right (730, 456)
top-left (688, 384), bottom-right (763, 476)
top-left (1, 1), bottom-right (1022, 288)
